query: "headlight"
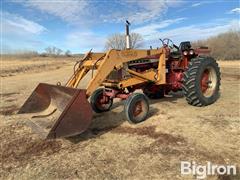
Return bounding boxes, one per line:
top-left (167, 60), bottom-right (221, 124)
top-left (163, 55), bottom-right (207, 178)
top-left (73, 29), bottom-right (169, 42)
top-left (183, 51), bottom-right (188, 56)
top-left (189, 50), bottom-right (194, 55)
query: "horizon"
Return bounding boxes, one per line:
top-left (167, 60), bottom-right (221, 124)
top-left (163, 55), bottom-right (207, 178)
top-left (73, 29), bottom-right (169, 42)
top-left (1, 0), bottom-right (240, 54)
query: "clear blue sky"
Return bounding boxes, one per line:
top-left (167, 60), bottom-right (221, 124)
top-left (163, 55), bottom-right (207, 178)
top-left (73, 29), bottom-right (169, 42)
top-left (1, 0), bottom-right (240, 54)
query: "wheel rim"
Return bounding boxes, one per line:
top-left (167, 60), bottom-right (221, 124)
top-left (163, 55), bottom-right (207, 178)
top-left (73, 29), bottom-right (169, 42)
top-left (201, 66), bottom-right (217, 97)
top-left (96, 94), bottom-right (112, 110)
top-left (133, 101), bottom-right (143, 117)
top-left (132, 100), bottom-right (148, 121)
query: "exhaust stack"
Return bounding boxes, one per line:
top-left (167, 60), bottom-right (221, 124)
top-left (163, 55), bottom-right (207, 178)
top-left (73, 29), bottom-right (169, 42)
top-left (125, 20), bottom-right (131, 49)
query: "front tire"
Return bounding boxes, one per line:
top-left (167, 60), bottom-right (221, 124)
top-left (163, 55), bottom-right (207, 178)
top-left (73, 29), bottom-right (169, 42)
top-left (90, 88), bottom-right (113, 113)
top-left (124, 93), bottom-right (149, 123)
top-left (182, 57), bottom-right (221, 106)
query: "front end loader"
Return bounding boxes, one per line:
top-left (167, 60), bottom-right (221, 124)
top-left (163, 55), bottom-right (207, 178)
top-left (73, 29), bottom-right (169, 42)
top-left (18, 21), bottom-right (221, 139)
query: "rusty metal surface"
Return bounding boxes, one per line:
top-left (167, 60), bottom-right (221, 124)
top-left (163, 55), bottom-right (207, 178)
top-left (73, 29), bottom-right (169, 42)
top-left (18, 83), bottom-right (93, 139)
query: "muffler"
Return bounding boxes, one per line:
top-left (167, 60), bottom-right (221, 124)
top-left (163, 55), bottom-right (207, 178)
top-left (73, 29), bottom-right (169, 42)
top-left (18, 83), bottom-right (93, 139)
top-left (125, 20), bottom-right (131, 49)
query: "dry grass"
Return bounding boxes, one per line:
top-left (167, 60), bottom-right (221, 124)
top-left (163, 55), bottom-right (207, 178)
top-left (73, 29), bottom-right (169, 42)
top-left (1, 56), bottom-right (75, 77)
top-left (218, 60), bottom-right (240, 67)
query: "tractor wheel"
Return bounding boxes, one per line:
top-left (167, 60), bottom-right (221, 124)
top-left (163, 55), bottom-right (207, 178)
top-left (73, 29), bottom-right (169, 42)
top-left (90, 88), bottom-right (113, 113)
top-left (124, 93), bottom-right (149, 123)
top-left (143, 84), bottom-right (165, 99)
top-left (182, 57), bottom-right (221, 106)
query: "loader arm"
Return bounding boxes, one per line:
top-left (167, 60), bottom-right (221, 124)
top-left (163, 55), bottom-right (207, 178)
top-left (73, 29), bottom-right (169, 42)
top-left (64, 48), bottom-right (166, 96)
top-left (85, 48), bottom-right (166, 97)
top-left (65, 50), bottom-right (106, 88)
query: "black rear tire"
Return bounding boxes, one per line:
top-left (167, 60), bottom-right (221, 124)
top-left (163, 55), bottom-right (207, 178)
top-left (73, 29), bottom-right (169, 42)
top-left (182, 57), bottom-right (221, 106)
top-left (90, 88), bottom-right (113, 113)
top-left (124, 93), bottom-right (149, 123)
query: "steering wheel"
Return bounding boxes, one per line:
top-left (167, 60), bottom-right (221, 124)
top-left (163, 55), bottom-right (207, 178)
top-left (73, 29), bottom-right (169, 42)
top-left (160, 38), bottom-right (174, 48)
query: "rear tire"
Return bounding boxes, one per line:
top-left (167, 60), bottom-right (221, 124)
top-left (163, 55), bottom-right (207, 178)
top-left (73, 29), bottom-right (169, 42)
top-left (90, 88), bottom-right (113, 113)
top-left (182, 57), bottom-right (221, 106)
top-left (124, 93), bottom-right (149, 123)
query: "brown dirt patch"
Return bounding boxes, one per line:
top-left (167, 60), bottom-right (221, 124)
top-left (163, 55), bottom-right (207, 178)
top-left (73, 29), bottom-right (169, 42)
top-left (90, 125), bottom-right (186, 145)
top-left (112, 126), bottom-right (186, 144)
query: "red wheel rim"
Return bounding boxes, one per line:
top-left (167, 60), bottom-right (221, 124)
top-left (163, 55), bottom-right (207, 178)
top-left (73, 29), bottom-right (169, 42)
top-left (96, 94), bottom-right (111, 110)
top-left (201, 69), bottom-right (209, 93)
top-left (200, 67), bottom-right (217, 97)
top-left (133, 101), bottom-right (143, 117)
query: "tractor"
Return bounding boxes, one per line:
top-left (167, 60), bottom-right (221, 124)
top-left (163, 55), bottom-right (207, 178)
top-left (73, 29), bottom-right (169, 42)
top-left (18, 21), bottom-right (221, 139)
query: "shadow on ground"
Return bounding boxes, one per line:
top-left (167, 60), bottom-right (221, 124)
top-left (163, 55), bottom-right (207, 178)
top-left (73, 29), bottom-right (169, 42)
top-left (68, 91), bottom-right (184, 143)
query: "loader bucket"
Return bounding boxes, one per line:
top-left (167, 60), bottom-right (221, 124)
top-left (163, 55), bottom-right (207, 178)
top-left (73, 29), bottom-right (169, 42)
top-left (18, 83), bottom-right (93, 139)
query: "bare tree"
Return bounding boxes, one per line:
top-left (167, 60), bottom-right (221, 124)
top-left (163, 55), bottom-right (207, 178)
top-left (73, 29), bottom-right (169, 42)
top-left (52, 46), bottom-right (57, 55)
top-left (56, 48), bottom-right (63, 56)
top-left (45, 46), bottom-right (52, 56)
top-left (130, 33), bottom-right (144, 49)
top-left (44, 46), bottom-right (63, 56)
top-left (105, 33), bottom-right (143, 50)
top-left (65, 50), bottom-right (72, 57)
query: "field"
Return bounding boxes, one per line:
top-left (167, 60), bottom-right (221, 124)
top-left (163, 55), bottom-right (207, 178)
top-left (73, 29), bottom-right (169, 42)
top-left (0, 57), bottom-right (240, 179)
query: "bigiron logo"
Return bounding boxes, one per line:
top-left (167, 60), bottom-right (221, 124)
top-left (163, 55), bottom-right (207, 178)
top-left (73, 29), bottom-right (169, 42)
top-left (180, 161), bottom-right (237, 179)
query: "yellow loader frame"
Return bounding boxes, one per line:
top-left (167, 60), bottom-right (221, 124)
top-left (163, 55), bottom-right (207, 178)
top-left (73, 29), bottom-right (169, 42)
top-left (66, 48), bottom-right (166, 97)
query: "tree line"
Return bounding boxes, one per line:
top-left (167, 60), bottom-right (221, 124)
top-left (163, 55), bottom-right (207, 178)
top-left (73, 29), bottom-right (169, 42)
top-left (6, 47), bottom-right (73, 57)
top-left (5, 30), bottom-right (239, 60)
top-left (192, 30), bottom-right (240, 60)
top-left (42, 46), bottom-right (72, 57)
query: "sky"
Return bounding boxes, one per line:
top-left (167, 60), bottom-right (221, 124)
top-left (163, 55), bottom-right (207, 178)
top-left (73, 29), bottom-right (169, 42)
top-left (1, 0), bottom-right (240, 54)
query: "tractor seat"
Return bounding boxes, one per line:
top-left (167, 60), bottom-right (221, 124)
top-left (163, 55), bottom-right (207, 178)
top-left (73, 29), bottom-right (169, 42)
top-left (170, 51), bottom-right (181, 59)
